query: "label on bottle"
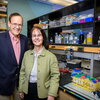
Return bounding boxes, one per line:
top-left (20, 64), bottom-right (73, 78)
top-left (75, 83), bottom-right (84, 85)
top-left (87, 37), bottom-right (92, 44)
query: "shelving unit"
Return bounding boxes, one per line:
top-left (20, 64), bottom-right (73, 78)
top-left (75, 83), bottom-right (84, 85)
top-left (27, 0), bottom-right (100, 77)
top-left (27, 0), bottom-right (100, 99)
top-left (0, 2), bottom-right (8, 32)
top-left (49, 48), bottom-right (100, 77)
top-left (27, 0), bottom-right (100, 45)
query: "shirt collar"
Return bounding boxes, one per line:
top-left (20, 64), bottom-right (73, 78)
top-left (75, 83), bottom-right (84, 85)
top-left (9, 31), bottom-right (20, 41)
top-left (34, 47), bottom-right (43, 57)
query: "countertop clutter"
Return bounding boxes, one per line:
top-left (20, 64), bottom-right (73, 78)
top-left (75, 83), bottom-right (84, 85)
top-left (59, 71), bottom-right (100, 100)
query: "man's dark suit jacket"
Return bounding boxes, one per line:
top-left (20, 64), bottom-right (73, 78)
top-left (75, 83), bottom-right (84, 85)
top-left (0, 31), bottom-right (28, 95)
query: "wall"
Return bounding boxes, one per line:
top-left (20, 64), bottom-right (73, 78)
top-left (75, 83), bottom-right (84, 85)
top-left (8, 0), bottom-right (52, 36)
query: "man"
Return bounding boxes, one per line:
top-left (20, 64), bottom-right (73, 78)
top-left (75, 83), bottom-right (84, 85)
top-left (0, 13), bottom-right (28, 100)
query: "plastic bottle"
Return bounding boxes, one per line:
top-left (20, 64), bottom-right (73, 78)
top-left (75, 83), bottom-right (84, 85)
top-left (97, 79), bottom-right (100, 89)
top-left (91, 79), bottom-right (98, 91)
top-left (50, 37), bottom-right (53, 43)
top-left (39, 20), bottom-right (42, 24)
top-left (87, 32), bottom-right (93, 45)
top-left (73, 36), bottom-right (79, 44)
top-left (98, 36), bottom-right (100, 45)
top-left (69, 33), bottom-right (74, 44)
top-left (71, 68), bottom-right (82, 76)
top-left (61, 36), bottom-right (64, 44)
top-left (64, 34), bottom-right (69, 44)
top-left (58, 34), bottom-right (62, 44)
top-left (79, 31), bottom-right (84, 44)
top-left (75, 74), bottom-right (81, 85)
top-left (86, 76), bottom-right (91, 89)
top-left (80, 75), bottom-right (86, 86)
top-left (67, 50), bottom-right (71, 60)
top-left (55, 33), bottom-right (59, 43)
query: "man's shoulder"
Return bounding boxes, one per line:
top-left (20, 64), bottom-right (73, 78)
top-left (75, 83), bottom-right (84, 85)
top-left (20, 34), bottom-right (28, 41)
top-left (0, 31), bottom-right (8, 38)
top-left (20, 34), bottom-right (27, 38)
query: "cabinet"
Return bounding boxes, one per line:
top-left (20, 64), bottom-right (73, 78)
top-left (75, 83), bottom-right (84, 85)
top-left (27, 1), bottom-right (100, 99)
top-left (0, 1), bottom-right (8, 32)
top-left (28, 0), bottom-right (98, 45)
top-left (27, 0), bottom-right (100, 77)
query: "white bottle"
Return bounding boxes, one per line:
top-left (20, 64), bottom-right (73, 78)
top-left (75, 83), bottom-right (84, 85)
top-left (73, 36), bottom-right (78, 44)
top-left (55, 33), bottom-right (59, 43)
top-left (50, 37), bottom-right (53, 43)
top-left (87, 32), bottom-right (93, 45)
top-left (64, 34), bottom-right (69, 44)
top-left (58, 34), bottom-right (62, 44)
top-left (69, 33), bottom-right (73, 44)
top-left (98, 36), bottom-right (100, 45)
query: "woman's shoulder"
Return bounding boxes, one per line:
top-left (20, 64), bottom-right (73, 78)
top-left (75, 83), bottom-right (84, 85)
top-left (45, 49), bottom-right (56, 57)
top-left (24, 49), bottom-right (33, 55)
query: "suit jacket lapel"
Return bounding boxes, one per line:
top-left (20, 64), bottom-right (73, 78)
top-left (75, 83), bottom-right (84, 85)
top-left (6, 32), bottom-right (17, 64)
top-left (19, 35), bottom-right (25, 64)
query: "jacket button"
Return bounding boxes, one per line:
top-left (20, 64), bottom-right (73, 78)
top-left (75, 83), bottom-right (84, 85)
top-left (38, 70), bottom-right (40, 72)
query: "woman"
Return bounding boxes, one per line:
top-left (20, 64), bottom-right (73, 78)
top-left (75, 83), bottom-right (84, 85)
top-left (18, 26), bottom-right (60, 100)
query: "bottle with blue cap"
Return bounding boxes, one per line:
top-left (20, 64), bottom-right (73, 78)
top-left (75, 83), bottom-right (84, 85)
top-left (79, 31), bottom-right (84, 44)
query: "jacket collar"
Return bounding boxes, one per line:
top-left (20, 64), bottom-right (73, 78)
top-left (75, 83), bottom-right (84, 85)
top-left (30, 47), bottom-right (46, 57)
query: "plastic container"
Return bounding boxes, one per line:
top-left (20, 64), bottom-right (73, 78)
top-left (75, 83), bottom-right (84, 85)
top-left (91, 79), bottom-right (98, 91)
top-left (98, 14), bottom-right (100, 20)
top-left (55, 33), bottom-right (59, 43)
top-left (66, 15), bottom-right (73, 26)
top-left (98, 36), bottom-right (100, 45)
top-left (72, 14), bottom-right (79, 24)
top-left (73, 36), bottom-right (79, 44)
top-left (79, 14), bottom-right (87, 23)
top-left (69, 33), bottom-right (74, 44)
top-left (80, 75), bottom-right (86, 86)
top-left (71, 68), bottom-right (82, 76)
top-left (97, 79), bottom-right (100, 89)
top-left (86, 14), bottom-right (94, 22)
top-left (85, 76), bottom-right (91, 89)
top-left (64, 34), bottom-right (69, 44)
top-left (58, 34), bottom-right (62, 44)
top-left (50, 37), bottom-right (53, 43)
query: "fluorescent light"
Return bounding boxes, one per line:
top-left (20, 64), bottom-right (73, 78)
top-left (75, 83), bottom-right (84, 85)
top-left (48, 0), bottom-right (78, 6)
top-left (64, 0), bottom-right (78, 3)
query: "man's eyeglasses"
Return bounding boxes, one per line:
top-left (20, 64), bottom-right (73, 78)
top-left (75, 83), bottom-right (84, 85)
top-left (11, 23), bottom-right (23, 27)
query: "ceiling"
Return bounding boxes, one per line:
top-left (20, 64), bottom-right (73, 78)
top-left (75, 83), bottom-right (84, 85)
top-left (34, 0), bottom-right (84, 6)
top-left (34, 0), bottom-right (84, 10)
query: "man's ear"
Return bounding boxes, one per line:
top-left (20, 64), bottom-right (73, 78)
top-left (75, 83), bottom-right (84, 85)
top-left (8, 21), bottom-right (10, 27)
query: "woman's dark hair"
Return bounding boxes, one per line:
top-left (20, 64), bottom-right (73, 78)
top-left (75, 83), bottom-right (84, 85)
top-left (28, 26), bottom-right (48, 49)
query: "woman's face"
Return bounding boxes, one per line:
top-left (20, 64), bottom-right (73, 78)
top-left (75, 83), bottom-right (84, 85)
top-left (32, 28), bottom-right (43, 47)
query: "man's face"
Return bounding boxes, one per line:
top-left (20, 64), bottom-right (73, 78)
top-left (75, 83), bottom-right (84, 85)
top-left (8, 16), bottom-right (23, 37)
